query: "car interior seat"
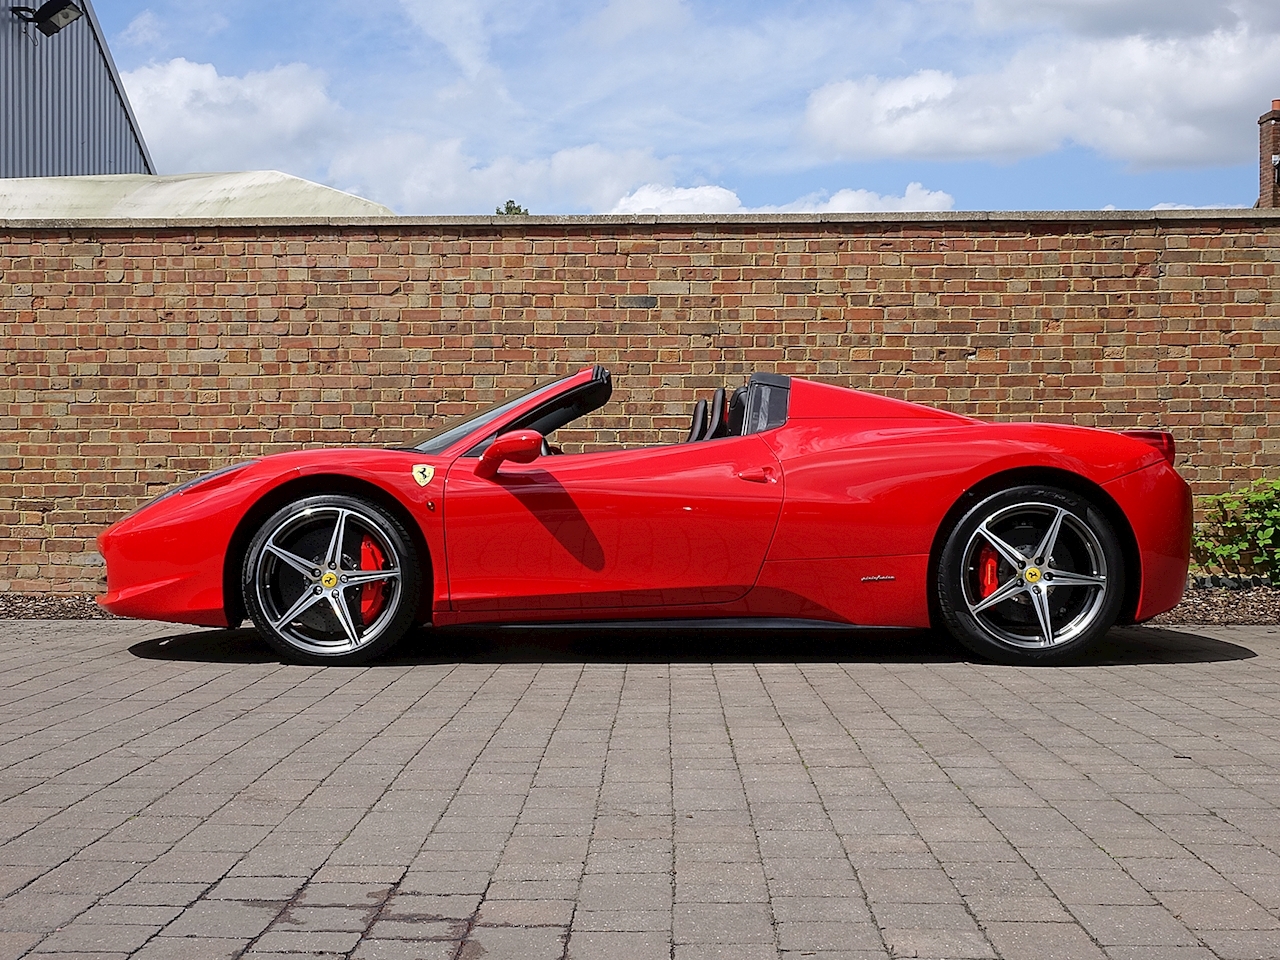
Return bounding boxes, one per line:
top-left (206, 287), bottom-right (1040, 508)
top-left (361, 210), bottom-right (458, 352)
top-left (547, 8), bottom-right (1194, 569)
top-left (685, 398), bottom-right (709, 442)
top-left (706, 387), bottom-right (728, 439)
top-left (727, 385), bottom-right (748, 436)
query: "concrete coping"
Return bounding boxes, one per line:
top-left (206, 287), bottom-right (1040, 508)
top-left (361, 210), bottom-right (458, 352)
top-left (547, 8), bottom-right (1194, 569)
top-left (3, 208), bottom-right (1280, 230)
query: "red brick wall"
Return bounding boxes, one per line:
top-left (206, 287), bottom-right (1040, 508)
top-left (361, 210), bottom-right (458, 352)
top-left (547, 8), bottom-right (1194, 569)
top-left (3, 214), bottom-right (1278, 594)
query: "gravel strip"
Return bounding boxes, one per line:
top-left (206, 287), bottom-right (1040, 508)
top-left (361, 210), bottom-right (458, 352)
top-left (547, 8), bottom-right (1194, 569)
top-left (0, 593), bottom-right (118, 620)
top-left (1149, 585), bottom-right (1280, 625)
top-left (2, 584), bottom-right (1277, 625)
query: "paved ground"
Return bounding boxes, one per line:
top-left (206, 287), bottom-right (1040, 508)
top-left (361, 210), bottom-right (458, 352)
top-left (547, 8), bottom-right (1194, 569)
top-left (1, 621), bottom-right (1278, 960)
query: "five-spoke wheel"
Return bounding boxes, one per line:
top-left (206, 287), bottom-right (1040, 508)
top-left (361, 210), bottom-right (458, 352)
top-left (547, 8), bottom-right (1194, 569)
top-left (937, 485), bottom-right (1124, 663)
top-left (242, 494), bottom-right (421, 665)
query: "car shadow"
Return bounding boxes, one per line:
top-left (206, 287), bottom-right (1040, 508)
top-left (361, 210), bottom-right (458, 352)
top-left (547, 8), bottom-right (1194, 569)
top-left (128, 623), bottom-right (1256, 667)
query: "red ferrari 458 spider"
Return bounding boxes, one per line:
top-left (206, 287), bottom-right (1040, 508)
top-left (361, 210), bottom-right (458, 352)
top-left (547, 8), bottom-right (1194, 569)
top-left (98, 365), bottom-right (1191, 665)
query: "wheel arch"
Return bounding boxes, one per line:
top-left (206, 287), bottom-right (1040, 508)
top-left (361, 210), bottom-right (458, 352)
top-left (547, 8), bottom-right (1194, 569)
top-left (925, 466), bottom-right (1142, 628)
top-left (223, 474), bottom-right (434, 627)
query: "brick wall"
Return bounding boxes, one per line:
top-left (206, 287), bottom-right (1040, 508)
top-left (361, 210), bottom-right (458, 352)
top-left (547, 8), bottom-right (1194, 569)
top-left (3, 212), bottom-right (1278, 594)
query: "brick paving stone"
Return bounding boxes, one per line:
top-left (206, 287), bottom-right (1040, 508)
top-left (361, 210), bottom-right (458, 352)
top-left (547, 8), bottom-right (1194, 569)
top-left (673, 902), bottom-right (775, 944)
top-left (349, 939), bottom-right (458, 960)
top-left (463, 925), bottom-right (566, 959)
top-left (2, 620), bottom-right (1280, 959)
top-left (1197, 930), bottom-right (1280, 960)
top-left (566, 930), bottom-right (670, 960)
top-left (160, 902), bottom-right (279, 939)
top-left (982, 920), bottom-right (1109, 960)
top-left (250, 929), bottom-right (364, 952)
top-left (26, 923), bottom-right (158, 953)
top-left (128, 936), bottom-right (248, 960)
top-left (96, 884), bottom-right (207, 910)
top-left (363, 918), bottom-right (464, 940)
top-left (1070, 904), bottom-right (1202, 946)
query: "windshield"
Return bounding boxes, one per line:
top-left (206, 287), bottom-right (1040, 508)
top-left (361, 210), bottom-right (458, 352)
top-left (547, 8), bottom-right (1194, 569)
top-left (411, 376), bottom-right (570, 454)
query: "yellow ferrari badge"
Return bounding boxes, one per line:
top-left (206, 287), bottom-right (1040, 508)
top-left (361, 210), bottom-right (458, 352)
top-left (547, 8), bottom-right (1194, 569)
top-left (412, 464), bottom-right (435, 487)
top-left (1024, 567), bottom-right (1042, 584)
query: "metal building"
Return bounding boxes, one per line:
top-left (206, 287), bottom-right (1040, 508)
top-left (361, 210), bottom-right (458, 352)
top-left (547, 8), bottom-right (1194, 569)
top-left (2, 0), bottom-right (152, 178)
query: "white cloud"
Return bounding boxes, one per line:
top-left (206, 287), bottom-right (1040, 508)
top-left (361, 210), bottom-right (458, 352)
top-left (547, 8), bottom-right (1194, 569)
top-left (118, 11), bottom-right (162, 48)
top-left (398, 0), bottom-right (493, 77)
top-left (120, 59), bottom-right (346, 175)
top-left (810, 184), bottom-right (956, 213)
top-left (396, 0), bottom-right (539, 78)
top-left (805, 25), bottom-right (1280, 167)
top-left (611, 182), bottom-right (954, 214)
top-left (331, 138), bottom-right (666, 215)
top-left (113, 7), bottom-right (229, 52)
top-left (610, 185), bottom-right (743, 215)
top-left (1150, 201), bottom-right (1249, 209)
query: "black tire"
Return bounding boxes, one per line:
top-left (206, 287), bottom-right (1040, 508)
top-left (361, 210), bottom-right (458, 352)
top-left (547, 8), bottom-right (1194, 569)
top-left (242, 494), bottom-right (421, 665)
top-left (936, 485), bottom-right (1125, 665)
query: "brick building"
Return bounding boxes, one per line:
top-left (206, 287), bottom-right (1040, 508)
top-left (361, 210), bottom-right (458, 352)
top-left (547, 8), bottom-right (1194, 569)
top-left (2, 209), bottom-right (1277, 594)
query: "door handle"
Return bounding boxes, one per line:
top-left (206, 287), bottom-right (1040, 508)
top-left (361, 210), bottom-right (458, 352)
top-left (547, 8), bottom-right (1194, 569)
top-left (736, 466), bottom-right (776, 484)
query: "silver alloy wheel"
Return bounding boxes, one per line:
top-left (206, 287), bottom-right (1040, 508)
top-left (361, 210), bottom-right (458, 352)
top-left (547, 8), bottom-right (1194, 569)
top-left (960, 501), bottom-right (1109, 649)
top-left (252, 504), bottom-right (402, 656)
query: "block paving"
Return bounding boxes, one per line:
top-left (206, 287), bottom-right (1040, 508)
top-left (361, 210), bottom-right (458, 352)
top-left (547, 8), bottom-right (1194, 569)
top-left (1, 618), bottom-right (1279, 959)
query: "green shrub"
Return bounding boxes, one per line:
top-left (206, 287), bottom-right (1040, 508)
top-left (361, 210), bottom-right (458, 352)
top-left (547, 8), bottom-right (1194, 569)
top-left (1193, 478), bottom-right (1280, 580)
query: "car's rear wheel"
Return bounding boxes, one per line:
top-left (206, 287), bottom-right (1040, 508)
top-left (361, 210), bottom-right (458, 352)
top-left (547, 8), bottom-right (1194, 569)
top-left (937, 485), bottom-right (1124, 664)
top-left (242, 494), bottom-right (420, 665)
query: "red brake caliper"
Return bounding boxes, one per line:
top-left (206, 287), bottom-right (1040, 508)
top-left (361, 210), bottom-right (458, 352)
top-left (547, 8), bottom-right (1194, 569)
top-left (359, 535), bottom-right (387, 625)
top-left (977, 544), bottom-right (1000, 599)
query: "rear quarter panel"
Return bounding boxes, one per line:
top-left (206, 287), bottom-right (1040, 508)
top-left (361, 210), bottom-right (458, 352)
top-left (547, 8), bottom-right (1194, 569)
top-left (756, 414), bottom-right (1165, 627)
top-left (1103, 461), bottom-right (1193, 621)
top-left (762, 419), bottom-right (1160, 561)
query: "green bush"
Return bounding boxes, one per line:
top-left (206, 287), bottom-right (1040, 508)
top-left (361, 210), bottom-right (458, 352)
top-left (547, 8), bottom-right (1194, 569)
top-left (1193, 478), bottom-right (1280, 580)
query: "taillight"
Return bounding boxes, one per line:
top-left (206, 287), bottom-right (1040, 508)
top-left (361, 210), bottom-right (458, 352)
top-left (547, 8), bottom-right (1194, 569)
top-left (1121, 430), bottom-right (1176, 466)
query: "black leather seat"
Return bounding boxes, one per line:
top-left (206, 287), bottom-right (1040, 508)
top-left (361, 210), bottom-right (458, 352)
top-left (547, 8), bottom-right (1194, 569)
top-left (727, 385), bottom-right (747, 436)
top-left (707, 387), bottom-right (727, 439)
top-left (685, 398), bottom-right (709, 443)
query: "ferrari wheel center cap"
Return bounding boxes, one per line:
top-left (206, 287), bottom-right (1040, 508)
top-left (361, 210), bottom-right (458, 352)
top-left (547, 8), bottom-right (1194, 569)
top-left (1023, 567), bottom-right (1042, 584)
top-left (321, 571), bottom-right (339, 588)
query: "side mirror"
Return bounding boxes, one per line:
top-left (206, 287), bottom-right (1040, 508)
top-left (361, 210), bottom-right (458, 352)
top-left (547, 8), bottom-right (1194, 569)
top-left (475, 430), bottom-right (542, 479)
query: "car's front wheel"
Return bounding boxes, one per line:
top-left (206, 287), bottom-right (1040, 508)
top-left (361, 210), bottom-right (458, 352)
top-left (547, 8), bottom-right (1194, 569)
top-left (242, 494), bottom-right (421, 665)
top-left (936, 485), bottom-right (1125, 664)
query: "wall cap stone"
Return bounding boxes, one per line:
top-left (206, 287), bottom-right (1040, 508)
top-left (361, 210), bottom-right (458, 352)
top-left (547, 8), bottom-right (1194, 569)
top-left (3, 208), bottom-right (1280, 230)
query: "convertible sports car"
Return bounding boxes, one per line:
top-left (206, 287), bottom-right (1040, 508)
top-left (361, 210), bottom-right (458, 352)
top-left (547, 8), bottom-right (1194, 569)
top-left (98, 365), bottom-right (1191, 666)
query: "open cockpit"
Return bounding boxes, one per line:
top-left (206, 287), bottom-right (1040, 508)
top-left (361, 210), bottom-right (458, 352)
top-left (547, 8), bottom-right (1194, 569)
top-left (415, 366), bottom-right (791, 458)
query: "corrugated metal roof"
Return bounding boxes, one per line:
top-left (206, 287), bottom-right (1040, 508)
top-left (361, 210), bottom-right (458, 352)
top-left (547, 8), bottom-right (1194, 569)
top-left (2, 0), bottom-right (152, 177)
top-left (0, 170), bottom-right (394, 218)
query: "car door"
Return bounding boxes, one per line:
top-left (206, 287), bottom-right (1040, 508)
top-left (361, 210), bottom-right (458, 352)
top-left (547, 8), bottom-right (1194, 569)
top-left (442, 434), bottom-right (784, 615)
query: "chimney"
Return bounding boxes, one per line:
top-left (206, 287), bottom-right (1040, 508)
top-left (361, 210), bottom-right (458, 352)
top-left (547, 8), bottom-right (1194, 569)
top-left (1259, 99), bottom-right (1280, 208)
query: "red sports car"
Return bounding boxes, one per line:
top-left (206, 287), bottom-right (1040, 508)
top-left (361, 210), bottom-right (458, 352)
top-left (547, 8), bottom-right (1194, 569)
top-left (98, 365), bottom-right (1191, 666)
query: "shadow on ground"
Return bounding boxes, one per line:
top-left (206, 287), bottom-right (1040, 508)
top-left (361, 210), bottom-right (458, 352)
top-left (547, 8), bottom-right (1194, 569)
top-left (128, 622), bottom-right (1256, 667)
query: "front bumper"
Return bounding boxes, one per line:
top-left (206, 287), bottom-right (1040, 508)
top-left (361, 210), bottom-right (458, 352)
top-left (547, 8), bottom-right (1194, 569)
top-left (97, 499), bottom-right (240, 628)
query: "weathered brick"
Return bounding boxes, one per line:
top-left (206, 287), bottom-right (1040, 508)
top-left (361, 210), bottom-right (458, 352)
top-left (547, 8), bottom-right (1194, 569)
top-left (2, 217), bottom-right (1278, 592)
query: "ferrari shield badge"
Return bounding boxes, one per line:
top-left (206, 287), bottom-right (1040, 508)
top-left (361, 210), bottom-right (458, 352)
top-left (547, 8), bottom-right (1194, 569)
top-left (412, 464), bottom-right (435, 487)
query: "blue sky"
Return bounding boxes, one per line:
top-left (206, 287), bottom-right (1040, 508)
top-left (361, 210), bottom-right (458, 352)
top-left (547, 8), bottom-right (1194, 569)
top-left (96, 0), bottom-right (1280, 214)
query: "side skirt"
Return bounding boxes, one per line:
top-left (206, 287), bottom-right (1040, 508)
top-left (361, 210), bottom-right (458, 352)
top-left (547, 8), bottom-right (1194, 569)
top-left (461, 617), bottom-right (919, 633)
